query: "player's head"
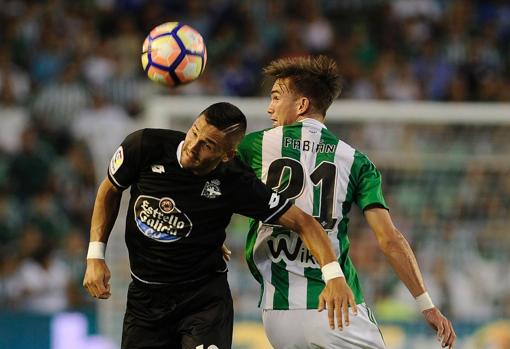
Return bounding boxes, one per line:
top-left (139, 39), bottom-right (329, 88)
top-left (181, 102), bottom-right (247, 175)
top-left (263, 55), bottom-right (342, 127)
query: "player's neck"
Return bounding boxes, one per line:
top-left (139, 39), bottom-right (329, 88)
top-left (296, 113), bottom-right (325, 124)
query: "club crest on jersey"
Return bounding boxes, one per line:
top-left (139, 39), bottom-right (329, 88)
top-left (201, 179), bottom-right (222, 199)
top-left (134, 195), bottom-right (192, 242)
top-left (151, 164), bottom-right (165, 173)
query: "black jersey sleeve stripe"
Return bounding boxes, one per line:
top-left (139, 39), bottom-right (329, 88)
top-left (263, 198), bottom-right (292, 224)
top-left (108, 168), bottom-right (129, 189)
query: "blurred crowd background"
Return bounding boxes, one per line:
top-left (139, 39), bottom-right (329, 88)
top-left (0, 0), bottom-right (509, 335)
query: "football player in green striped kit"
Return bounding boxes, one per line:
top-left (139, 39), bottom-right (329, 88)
top-left (237, 56), bottom-right (456, 349)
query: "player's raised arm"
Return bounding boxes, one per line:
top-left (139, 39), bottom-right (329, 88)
top-left (364, 207), bottom-right (456, 348)
top-left (82, 177), bottom-right (123, 300)
top-left (276, 204), bottom-right (358, 331)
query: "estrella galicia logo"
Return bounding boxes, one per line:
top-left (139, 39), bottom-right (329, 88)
top-left (134, 195), bottom-right (192, 242)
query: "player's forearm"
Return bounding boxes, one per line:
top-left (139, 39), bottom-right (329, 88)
top-left (365, 209), bottom-right (427, 297)
top-left (296, 215), bottom-right (338, 267)
top-left (277, 205), bottom-right (337, 267)
top-left (380, 230), bottom-right (426, 297)
top-left (89, 178), bottom-right (122, 243)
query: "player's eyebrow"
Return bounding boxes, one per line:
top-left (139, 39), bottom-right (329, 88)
top-left (193, 123), bottom-right (220, 148)
top-left (195, 126), bottom-right (218, 146)
top-left (204, 137), bottom-right (218, 147)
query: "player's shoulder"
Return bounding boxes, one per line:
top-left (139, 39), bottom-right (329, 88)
top-left (241, 127), bottom-right (271, 143)
top-left (317, 127), bottom-right (358, 157)
top-left (238, 128), bottom-right (272, 158)
top-left (353, 148), bottom-right (373, 163)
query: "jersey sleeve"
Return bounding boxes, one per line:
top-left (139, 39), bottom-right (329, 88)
top-left (229, 160), bottom-right (292, 223)
top-left (352, 151), bottom-right (389, 211)
top-left (107, 129), bottom-right (144, 190)
top-left (237, 130), bottom-right (265, 169)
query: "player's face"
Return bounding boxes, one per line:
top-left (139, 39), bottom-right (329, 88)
top-left (181, 115), bottom-right (234, 175)
top-left (267, 78), bottom-right (301, 127)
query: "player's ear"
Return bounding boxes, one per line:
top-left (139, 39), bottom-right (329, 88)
top-left (297, 97), bottom-right (310, 116)
top-left (222, 148), bottom-right (236, 163)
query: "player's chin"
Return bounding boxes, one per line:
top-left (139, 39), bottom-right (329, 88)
top-left (181, 156), bottom-right (199, 169)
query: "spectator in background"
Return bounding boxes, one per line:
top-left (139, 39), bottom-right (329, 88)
top-left (383, 61), bottom-right (421, 101)
top-left (27, 189), bottom-right (71, 240)
top-left (0, 191), bottom-right (21, 246)
top-left (0, 48), bottom-right (30, 105)
top-left (52, 141), bottom-right (97, 227)
top-left (60, 229), bottom-right (90, 309)
top-left (9, 126), bottom-right (54, 198)
top-left (1, 0), bottom-right (510, 105)
top-left (412, 40), bottom-right (454, 100)
top-left (101, 53), bottom-right (143, 117)
top-left (82, 40), bottom-right (117, 88)
top-left (218, 53), bottom-right (256, 96)
top-left (71, 90), bottom-right (136, 178)
top-left (29, 18), bottom-right (68, 85)
top-left (301, 0), bottom-right (335, 54)
top-left (31, 61), bottom-right (90, 132)
top-left (0, 247), bottom-right (20, 310)
top-left (10, 240), bottom-right (72, 314)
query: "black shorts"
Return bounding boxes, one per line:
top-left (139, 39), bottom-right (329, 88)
top-left (121, 272), bottom-right (233, 349)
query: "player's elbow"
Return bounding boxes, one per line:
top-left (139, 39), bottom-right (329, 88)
top-left (292, 210), bottom-right (316, 235)
top-left (377, 227), bottom-right (408, 254)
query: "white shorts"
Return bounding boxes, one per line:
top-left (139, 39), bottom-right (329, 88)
top-left (262, 304), bottom-right (385, 349)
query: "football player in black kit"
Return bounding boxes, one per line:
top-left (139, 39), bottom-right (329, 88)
top-left (83, 102), bottom-right (358, 349)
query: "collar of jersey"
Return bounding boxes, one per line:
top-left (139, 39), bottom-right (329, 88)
top-left (296, 117), bottom-right (327, 129)
top-left (176, 141), bottom-right (184, 168)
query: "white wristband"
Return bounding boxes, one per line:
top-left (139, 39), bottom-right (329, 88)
top-left (415, 292), bottom-right (435, 312)
top-left (87, 241), bottom-right (106, 259)
top-left (321, 261), bottom-right (344, 282)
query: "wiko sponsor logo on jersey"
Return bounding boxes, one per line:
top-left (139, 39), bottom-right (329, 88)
top-left (266, 233), bottom-right (319, 268)
top-left (134, 195), bottom-right (192, 242)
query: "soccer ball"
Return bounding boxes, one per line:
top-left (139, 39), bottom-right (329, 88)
top-left (141, 22), bottom-right (207, 87)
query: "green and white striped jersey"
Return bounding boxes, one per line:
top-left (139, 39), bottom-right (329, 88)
top-left (237, 118), bottom-right (388, 310)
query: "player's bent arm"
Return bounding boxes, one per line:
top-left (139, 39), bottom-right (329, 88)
top-left (276, 204), bottom-right (337, 267)
top-left (83, 177), bottom-right (123, 300)
top-left (89, 177), bottom-right (123, 243)
top-left (364, 208), bottom-right (426, 297)
top-left (276, 204), bottom-right (358, 329)
top-left (365, 207), bottom-right (457, 348)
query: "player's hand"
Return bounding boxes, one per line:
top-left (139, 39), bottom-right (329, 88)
top-left (318, 276), bottom-right (358, 330)
top-left (83, 259), bottom-right (111, 299)
top-left (422, 307), bottom-right (456, 348)
top-left (221, 244), bottom-right (232, 261)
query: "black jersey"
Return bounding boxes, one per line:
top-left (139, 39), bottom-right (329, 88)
top-left (107, 128), bottom-right (291, 285)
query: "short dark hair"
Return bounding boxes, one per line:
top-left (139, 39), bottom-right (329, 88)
top-left (201, 102), bottom-right (247, 135)
top-left (263, 55), bottom-right (342, 116)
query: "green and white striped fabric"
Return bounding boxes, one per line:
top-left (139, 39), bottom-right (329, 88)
top-left (237, 118), bottom-right (388, 310)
